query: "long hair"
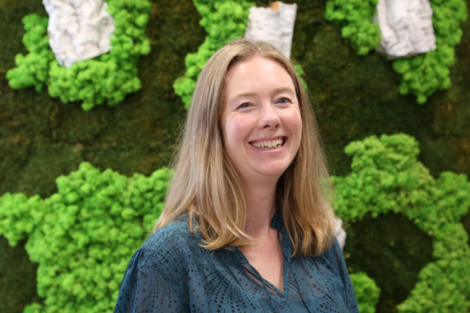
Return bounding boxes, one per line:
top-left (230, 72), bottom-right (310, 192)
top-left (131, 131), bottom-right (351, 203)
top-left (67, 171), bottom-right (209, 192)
top-left (154, 39), bottom-right (336, 257)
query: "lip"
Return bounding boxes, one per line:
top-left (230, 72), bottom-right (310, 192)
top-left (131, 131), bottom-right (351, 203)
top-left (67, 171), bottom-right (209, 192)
top-left (248, 136), bottom-right (286, 144)
top-left (248, 136), bottom-right (288, 151)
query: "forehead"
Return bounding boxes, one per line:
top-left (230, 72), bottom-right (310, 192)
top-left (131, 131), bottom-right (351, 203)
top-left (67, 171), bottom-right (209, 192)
top-left (225, 56), bottom-right (295, 98)
top-left (227, 56), bottom-right (291, 81)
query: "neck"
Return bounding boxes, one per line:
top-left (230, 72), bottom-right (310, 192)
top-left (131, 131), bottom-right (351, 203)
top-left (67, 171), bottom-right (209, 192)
top-left (243, 177), bottom-right (278, 240)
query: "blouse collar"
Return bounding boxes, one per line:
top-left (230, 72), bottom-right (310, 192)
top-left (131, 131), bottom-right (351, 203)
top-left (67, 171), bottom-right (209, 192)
top-left (271, 211), bottom-right (293, 263)
top-left (185, 211), bottom-right (293, 262)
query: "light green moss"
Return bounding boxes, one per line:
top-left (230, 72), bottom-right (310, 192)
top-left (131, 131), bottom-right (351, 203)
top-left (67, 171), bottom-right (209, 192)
top-left (325, 0), bottom-right (468, 104)
top-left (0, 163), bottom-right (172, 313)
top-left (350, 272), bottom-right (380, 313)
top-left (6, 0), bottom-right (152, 111)
top-left (333, 134), bottom-right (470, 312)
top-left (173, 0), bottom-right (254, 108)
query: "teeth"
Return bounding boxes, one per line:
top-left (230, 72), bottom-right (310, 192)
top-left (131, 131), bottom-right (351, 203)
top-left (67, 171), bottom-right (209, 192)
top-left (250, 138), bottom-right (284, 150)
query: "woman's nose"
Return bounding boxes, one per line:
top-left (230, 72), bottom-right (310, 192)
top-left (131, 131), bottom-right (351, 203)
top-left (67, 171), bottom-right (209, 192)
top-left (258, 103), bottom-right (280, 129)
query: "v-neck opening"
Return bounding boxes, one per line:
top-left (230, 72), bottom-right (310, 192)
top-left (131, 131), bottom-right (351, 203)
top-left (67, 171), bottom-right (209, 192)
top-left (259, 252), bottom-right (290, 296)
top-left (233, 234), bottom-right (290, 297)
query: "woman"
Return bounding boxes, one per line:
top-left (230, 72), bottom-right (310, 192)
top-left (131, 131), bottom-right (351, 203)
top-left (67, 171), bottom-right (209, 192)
top-left (114, 39), bottom-right (359, 313)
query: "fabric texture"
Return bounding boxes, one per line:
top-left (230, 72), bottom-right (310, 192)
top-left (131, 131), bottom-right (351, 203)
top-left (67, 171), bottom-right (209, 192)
top-left (114, 213), bottom-right (359, 313)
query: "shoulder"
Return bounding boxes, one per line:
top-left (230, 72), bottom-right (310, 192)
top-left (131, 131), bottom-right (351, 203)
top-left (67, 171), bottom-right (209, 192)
top-left (319, 237), bottom-right (352, 284)
top-left (115, 218), bottom-right (202, 311)
top-left (144, 216), bottom-right (196, 249)
top-left (324, 237), bottom-right (343, 262)
top-left (319, 237), bottom-right (343, 267)
top-left (137, 216), bottom-right (203, 269)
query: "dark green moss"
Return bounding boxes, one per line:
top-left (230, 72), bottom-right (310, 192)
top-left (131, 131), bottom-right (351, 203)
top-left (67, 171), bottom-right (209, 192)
top-left (0, 0), bottom-right (206, 197)
top-left (344, 213), bottom-right (433, 313)
top-left (291, 0), bottom-right (470, 179)
top-left (0, 236), bottom-right (42, 313)
top-left (0, 0), bottom-right (205, 309)
top-left (0, 0), bottom-right (469, 309)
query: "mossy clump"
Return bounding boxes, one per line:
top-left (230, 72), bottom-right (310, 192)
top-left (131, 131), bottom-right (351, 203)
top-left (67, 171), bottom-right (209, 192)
top-left (394, 0), bottom-right (467, 104)
top-left (333, 134), bottom-right (470, 312)
top-left (325, 0), bottom-right (381, 55)
top-left (350, 272), bottom-right (381, 313)
top-left (0, 163), bottom-right (172, 313)
top-left (6, 0), bottom-right (152, 111)
top-left (173, 0), bottom-right (254, 108)
top-left (325, 0), bottom-right (468, 104)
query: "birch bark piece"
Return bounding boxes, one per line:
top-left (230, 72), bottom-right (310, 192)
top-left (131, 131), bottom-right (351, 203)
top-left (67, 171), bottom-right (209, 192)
top-left (373, 0), bottom-right (436, 58)
top-left (43, 0), bottom-right (116, 68)
top-left (244, 1), bottom-right (297, 59)
top-left (335, 218), bottom-right (347, 251)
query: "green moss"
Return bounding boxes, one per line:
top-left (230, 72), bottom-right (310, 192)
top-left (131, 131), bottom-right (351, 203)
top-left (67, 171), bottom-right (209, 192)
top-left (324, 0), bottom-right (468, 104)
top-left (0, 163), bottom-right (173, 312)
top-left (0, 0), bottom-right (205, 310)
top-left (0, 0), bottom-right (470, 310)
top-left (173, 0), bottom-right (254, 108)
top-left (325, 0), bottom-right (380, 55)
top-left (6, 0), bottom-right (153, 111)
top-left (344, 213), bottom-right (433, 313)
top-left (334, 134), bottom-right (470, 312)
top-left (463, 211), bottom-right (470, 248)
top-left (294, 3), bottom-right (470, 178)
top-left (349, 272), bottom-right (381, 313)
top-left (0, 237), bottom-right (42, 313)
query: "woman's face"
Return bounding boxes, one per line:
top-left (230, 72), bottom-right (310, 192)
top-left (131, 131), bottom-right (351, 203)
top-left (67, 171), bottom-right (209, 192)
top-left (221, 55), bottom-right (302, 185)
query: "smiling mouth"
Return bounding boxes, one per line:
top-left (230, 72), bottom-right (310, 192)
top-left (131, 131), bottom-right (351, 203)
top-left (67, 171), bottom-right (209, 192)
top-left (249, 137), bottom-right (286, 150)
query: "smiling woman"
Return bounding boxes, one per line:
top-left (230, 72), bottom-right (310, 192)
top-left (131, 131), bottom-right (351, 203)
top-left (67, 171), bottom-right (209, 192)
top-left (114, 39), bottom-right (359, 313)
top-left (222, 56), bottom-right (302, 185)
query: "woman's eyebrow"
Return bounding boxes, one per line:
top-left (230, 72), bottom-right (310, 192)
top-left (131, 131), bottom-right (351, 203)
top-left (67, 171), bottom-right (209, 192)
top-left (231, 92), bottom-right (258, 99)
top-left (231, 87), bottom-right (295, 100)
top-left (271, 87), bottom-right (295, 95)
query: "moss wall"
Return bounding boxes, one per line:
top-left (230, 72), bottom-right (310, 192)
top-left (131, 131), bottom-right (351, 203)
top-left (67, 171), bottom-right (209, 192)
top-left (0, 0), bottom-right (469, 312)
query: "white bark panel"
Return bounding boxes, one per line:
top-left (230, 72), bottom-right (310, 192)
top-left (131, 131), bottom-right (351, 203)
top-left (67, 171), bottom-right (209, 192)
top-left (43, 0), bottom-right (116, 68)
top-left (244, 2), bottom-right (297, 59)
top-left (373, 0), bottom-right (436, 58)
top-left (335, 218), bottom-right (347, 251)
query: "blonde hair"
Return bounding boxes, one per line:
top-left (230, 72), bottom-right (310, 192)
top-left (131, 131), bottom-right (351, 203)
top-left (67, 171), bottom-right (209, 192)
top-left (155, 39), bottom-right (336, 257)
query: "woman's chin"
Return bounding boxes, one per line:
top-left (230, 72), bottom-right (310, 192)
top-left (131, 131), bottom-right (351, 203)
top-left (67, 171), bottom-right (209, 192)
top-left (243, 165), bottom-right (290, 183)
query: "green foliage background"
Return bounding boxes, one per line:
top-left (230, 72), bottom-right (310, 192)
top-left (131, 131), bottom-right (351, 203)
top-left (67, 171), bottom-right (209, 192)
top-left (326, 0), bottom-right (468, 104)
top-left (1, 0), bottom-right (470, 312)
top-left (350, 272), bottom-right (381, 313)
top-left (6, 0), bottom-right (152, 111)
top-left (333, 134), bottom-right (470, 312)
top-left (0, 163), bottom-right (171, 312)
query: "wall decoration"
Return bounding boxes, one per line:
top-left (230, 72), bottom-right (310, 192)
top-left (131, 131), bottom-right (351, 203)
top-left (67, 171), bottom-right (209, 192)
top-left (6, 0), bottom-right (152, 111)
top-left (244, 1), bottom-right (297, 59)
top-left (374, 0), bottom-right (436, 58)
top-left (174, 0), bottom-right (306, 109)
top-left (334, 218), bottom-right (347, 250)
top-left (2, 1), bottom-right (470, 312)
top-left (325, 0), bottom-right (467, 104)
top-left (325, 0), bottom-right (381, 56)
top-left (43, 0), bottom-right (116, 68)
top-left (1, 134), bottom-right (469, 312)
top-left (0, 163), bottom-right (172, 313)
top-left (333, 134), bottom-right (470, 312)
top-left (173, 0), bottom-right (254, 109)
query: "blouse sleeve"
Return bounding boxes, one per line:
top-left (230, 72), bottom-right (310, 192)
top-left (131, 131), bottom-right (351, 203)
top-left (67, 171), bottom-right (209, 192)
top-left (330, 238), bottom-right (360, 313)
top-left (113, 248), bottom-right (189, 313)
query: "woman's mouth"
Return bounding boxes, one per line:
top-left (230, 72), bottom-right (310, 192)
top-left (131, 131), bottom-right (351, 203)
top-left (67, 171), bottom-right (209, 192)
top-left (249, 137), bottom-right (286, 150)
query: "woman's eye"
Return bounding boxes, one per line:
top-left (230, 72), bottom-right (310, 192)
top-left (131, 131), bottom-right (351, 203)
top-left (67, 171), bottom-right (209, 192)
top-left (238, 103), bottom-right (250, 108)
top-left (277, 98), bottom-right (291, 104)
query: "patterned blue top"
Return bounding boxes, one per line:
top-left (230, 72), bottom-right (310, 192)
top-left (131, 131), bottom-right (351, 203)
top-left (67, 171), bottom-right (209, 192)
top-left (114, 213), bottom-right (359, 313)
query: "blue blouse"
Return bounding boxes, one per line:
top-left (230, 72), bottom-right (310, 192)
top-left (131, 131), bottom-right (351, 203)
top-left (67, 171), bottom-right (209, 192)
top-left (114, 213), bottom-right (359, 313)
